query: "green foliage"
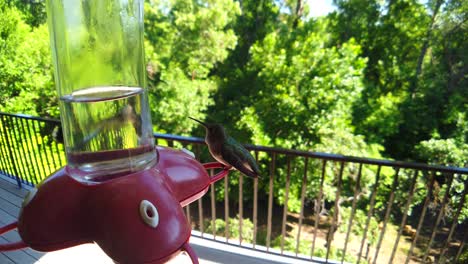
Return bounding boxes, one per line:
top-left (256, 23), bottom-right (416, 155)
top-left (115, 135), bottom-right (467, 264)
top-left (449, 174), bottom-right (468, 223)
top-left (214, 17), bottom-right (384, 211)
top-left (245, 21), bottom-right (367, 150)
top-left (2, 0), bottom-right (465, 164)
top-left (413, 113), bottom-right (467, 222)
top-left (271, 235), bottom-right (311, 256)
top-left (457, 247), bottom-right (468, 264)
top-left (6, 0), bottom-right (47, 27)
top-left (143, 0), bottom-right (240, 135)
top-left (204, 215), bottom-right (255, 243)
top-left (414, 102), bottom-right (467, 168)
top-left (0, 2), bottom-right (56, 117)
top-left (339, 207), bottom-right (379, 246)
top-left (271, 235), bottom-right (358, 263)
top-left (334, 0), bottom-right (467, 161)
top-left (415, 138), bottom-right (467, 167)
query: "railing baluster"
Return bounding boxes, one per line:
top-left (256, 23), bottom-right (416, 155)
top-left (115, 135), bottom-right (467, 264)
top-left (422, 173), bottom-right (455, 262)
top-left (36, 119), bottom-right (55, 177)
top-left (389, 170), bottom-right (419, 264)
top-left (198, 197), bottom-right (204, 237)
top-left (0, 116), bottom-right (15, 177)
top-left (194, 144), bottom-right (201, 161)
top-left (11, 116), bottom-right (29, 184)
top-left (6, 117), bottom-right (25, 186)
top-left (185, 204), bottom-right (191, 226)
top-left (210, 170), bottom-right (216, 239)
top-left (0, 117), bottom-right (16, 179)
top-left (31, 120), bottom-right (48, 181)
top-left (15, 117), bottom-right (37, 185)
top-left (372, 167), bottom-right (400, 264)
top-left (49, 123), bottom-right (62, 168)
top-left (6, 115), bottom-right (28, 185)
top-left (296, 157), bottom-right (308, 256)
top-left (238, 172), bottom-right (243, 245)
top-left (43, 122), bottom-right (59, 171)
top-left (266, 153), bottom-right (276, 251)
top-left (0, 124), bottom-right (11, 174)
top-left (357, 165), bottom-right (381, 264)
top-left (23, 119), bottom-right (40, 184)
top-left (405, 170), bottom-right (436, 264)
top-left (438, 180), bottom-right (467, 264)
top-left (51, 129), bottom-right (65, 167)
top-left (224, 172), bottom-right (229, 242)
top-left (253, 151), bottom-right (259, 248)
top-left (52, 121), bottom-right (63, 162)
top-left (167, 140), bottom-right (174, 148)
top-left (311, 158), bottom-right (324, 258)
top-left (326, 161), bottom-right (344, 262)
top-left (341, 163), bottom-right (363, 263)
top-left (2, 116), bottom-right (23, 188)
top-left (27, 120), bottom-right (42, 180)
top-left (454, 234), bottom-right (466, 262)
top-left (281, 157), bottom-right (291, 254)
top-left (22, 118), bottom-right (43, 185)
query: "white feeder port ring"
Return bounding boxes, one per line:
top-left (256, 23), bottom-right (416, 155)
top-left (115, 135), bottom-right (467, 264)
top-left (139, 200), bottom-right (159, 228)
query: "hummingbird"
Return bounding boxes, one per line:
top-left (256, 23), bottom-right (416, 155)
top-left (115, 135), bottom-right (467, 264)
top-left (189, 117), bottom-right (260, 178)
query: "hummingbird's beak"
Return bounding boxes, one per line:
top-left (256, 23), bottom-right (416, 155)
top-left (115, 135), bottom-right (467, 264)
top-left (188, 117), bottom-right (207, 128)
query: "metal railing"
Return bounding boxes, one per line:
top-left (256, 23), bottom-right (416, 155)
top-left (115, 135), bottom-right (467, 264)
top-left (0, 112), bottom-right (467, 264)
top-left (0, 113), bottom-right (64, 187)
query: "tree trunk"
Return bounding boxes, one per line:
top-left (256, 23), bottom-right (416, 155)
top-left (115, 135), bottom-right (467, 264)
top-left (292, 0), bottom-right (304, 28)
top-left (443, 17), bottom-right (468, 93)
top-left (410, 0), bottom-right (444, 98)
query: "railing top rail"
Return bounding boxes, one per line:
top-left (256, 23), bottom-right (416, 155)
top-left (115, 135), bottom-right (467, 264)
top-left (0, 112), bottom-right (61, 123)
top-left (1, 112), bottom-right (465, 174)
top-left (154, 133), bottom-right (468, 174)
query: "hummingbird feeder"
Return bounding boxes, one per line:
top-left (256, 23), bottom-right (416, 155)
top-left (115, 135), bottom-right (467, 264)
top-left (0, 1), bottom-right (231, 263)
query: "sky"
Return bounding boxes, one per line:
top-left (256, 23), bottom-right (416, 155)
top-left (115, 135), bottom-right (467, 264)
top-left (306, 0), bottom-right (337, 17)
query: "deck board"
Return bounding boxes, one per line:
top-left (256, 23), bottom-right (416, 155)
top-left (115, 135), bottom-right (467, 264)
top-left (0, 179), bottom-right (29, 198)
top-left (0, 237), bottom-right (36, 264)
top-left (0, 252), bottom-right (15, 264)
top-left (0, 219), bottom-right (43, 261)
top-left (0, 208), bottom-right (18, 226)
top-left (0, 188), bottom-right (24, 209)
top-left (0, 178), bottom-right (43, 263)
top-left (0, 197), bottom-right (21, 218)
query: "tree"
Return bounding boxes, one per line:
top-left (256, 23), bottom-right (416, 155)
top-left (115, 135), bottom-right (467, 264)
top-left (209, 0), bottom-right (280, 136)
top-left (242, 18), bottom-right (367, 149)
top-left (7, 0), bottom-right (47, 27)
top-left (230, 17), bottom-right (386, 212)
top-left (332, 0), bottom-right (466, 164)
top-left (143, 0), bottom-right (240, 135)
top-left (0, 2), bottom-right (56, 117)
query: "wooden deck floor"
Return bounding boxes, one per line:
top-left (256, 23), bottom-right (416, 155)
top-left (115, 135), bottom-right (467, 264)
top-left (0, 176), bottom-right (325, 264)
top-left (0, 177), bottom-right (44, 264)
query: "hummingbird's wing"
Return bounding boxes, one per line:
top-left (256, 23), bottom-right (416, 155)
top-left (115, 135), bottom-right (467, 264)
top-left (221, 137), bottom-right (260, 178)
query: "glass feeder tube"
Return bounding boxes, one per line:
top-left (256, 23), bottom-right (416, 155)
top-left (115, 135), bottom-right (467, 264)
top-left (46, 0), bottom-right (156, 182)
